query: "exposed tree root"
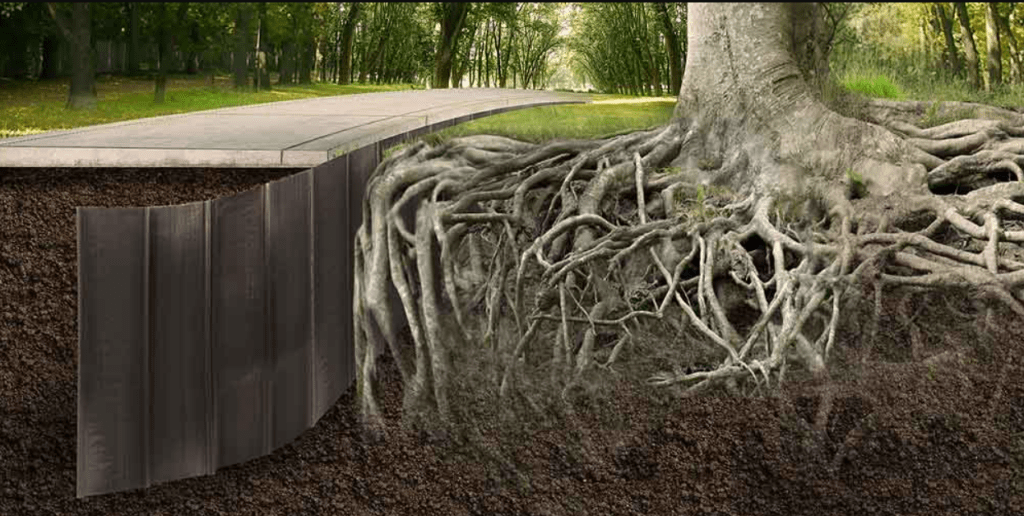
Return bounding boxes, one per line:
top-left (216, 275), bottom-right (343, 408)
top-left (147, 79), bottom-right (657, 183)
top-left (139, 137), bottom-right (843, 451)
top-left (352, 111), bottom-right (1024, 436)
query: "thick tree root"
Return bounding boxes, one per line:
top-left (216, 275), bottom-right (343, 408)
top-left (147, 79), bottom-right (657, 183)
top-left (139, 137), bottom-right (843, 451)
top-left (862, 99), bottom-right (1024, 192)
top-left (352, 115), bottom-right (1024, 433)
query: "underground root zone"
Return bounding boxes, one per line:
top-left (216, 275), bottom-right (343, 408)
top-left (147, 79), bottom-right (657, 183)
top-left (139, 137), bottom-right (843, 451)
top-left (0, 167), bottom-right (1022, 515)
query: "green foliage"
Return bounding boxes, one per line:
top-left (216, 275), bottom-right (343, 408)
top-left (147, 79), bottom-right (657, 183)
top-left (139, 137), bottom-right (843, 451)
top-left (831, 2), bottom-right (1024, 104)
top-left (567, 2), bottom-right (682, 95)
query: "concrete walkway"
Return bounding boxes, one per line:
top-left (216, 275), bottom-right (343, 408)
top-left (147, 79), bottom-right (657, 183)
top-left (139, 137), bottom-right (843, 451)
top-left (0, 88), bottom-right (591, 168)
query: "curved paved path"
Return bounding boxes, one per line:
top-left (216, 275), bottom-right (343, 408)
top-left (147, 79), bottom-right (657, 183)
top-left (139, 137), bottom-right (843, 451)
top-left (0, 88), bottom-right (591, 168)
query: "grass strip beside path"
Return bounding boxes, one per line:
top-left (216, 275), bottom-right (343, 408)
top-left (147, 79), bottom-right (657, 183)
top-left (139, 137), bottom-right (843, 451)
top-left (0, 74), bottom-right (416, 138)
top-left (422, 99), bottom-right (676, 145)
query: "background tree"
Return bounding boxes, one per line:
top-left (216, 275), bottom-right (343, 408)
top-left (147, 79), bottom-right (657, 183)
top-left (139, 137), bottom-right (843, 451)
top-left (508, 3), bottom-right (561, 90)
top-left (433, 2), bottom-right (471, 89)
top-left (933, 3), bottom-right (963, 79)
top-left (338, 2), bottom-right (361, 85)
top-left (233, 3), bottom-right (252, 90)
top-left (153, 2), bottom-right (173, 103)
top-left (655, 2), bottom-right (685, 96)
top-left (994, 2), bottom-right (1023, 84)
top-left (986, 2), bottom-right (1003, 90)
top-left (254, 2), bottom-right (271, 90)
top-left (954, 2), bottom-right (982, 89)
top-left (569, 3), bottom-right (675, 95)
top-left (46, 2), bottom-right (96, 109)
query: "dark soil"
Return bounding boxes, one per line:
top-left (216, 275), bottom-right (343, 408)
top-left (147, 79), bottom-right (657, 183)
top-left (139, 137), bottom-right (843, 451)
top-left (1, 167), bottom-right (1023, 516)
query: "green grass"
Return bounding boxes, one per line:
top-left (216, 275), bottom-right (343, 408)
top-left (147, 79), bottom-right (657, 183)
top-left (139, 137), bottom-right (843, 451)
top-left (840, 73), bottom-right (905, 100)
top-left (833, 51), bottom-right (1024, 109)
top-left (420, 100), bottom-right (676, 146)
top-left (0, 74), bottom-right (416, 138)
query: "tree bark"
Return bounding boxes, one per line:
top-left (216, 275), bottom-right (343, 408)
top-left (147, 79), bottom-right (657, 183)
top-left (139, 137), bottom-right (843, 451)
top-left (655, 2), bottom-right (683, 96)
top-left (155, 3), bottom-right (171, 103)
top-left (953, 2), bottom-right (981, 90)
top-left (127, 2), bottom-right (140, 76)
top-left (40, 35), bottom-right (61, 79)
top-left (985, 2), bottom-right (1002, 91)
top-left (299, 35), bottom-right (314, 84)
top-left (255, 2), bottom-right (271, 91)
top-left (790, 3), bottom-right (830, 97)
top-left (933, 3), bottom-right (962, 79)
top-left (233, 4), bottom-right (251, 90)
top-left (338, 2), bottom-right (361, 85)
top-left (997, 3), bottom-right (1023, 84)
top-left (672, 3), bottom-right (927, 202)
top-left (279, 41), bottom-right (295, 85)
top-left (47, 3), bottom-right (95, 109)
top-left (434, 3), bottom-right (470, 89)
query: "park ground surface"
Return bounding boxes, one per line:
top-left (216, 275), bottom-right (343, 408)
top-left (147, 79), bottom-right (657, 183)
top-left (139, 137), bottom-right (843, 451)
top-left (0, 78), bottom-right (1023, 514)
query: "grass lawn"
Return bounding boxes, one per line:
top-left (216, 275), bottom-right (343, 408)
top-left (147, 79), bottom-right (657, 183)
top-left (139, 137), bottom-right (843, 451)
top-left (0, 73), bottom-right (417, 138)
top-left (836, 60), bottom-right (1024, 109)
top-left (420, 98), bottom-right (676, 146)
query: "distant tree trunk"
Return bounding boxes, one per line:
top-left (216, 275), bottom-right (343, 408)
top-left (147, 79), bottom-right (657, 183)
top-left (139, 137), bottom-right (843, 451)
top-left (433, 3), bottom-right (470, 89)
top-left (953, 2), bottom-right (981, 89)
top-left (127, 2), bottom-right (140, 76)
top-left (279, 41), bottom-right (295, 85)
top-left (997, 4), bottom-right (1023, 84)
top-left (985, 2), bottom-right (1002, 91)
top-left (47, 2), bottom-right (96, 109)
top-left (655, 2), bottom-right (682, 96)
top-left (155, 3), bottom-right (171, 103)
top-left (233, 4), bottom-right (251, 90)
top-left (255, 3), bottom-right (271, 90)
top-left (933, 3), bottom-right (962, 79)
top-left (317, 38), bottom-right (325, 82)
top-left (790, 2), bottom-right (830, 97)
top-left (40, 35), bottom-right (61, 79)
top-left (338, 2), bottom-right (361, 85)
top-left (186, 13), bottom-right (200, 75)
top-left (299, 35), bottom-right (314, 84)
top-left (494, 22), bottom-right (507, 88)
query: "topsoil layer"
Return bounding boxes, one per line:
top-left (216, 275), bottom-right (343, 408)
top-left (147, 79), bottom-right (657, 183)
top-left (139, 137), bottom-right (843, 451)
top-left (1, 167), bottom-right (1023, 516)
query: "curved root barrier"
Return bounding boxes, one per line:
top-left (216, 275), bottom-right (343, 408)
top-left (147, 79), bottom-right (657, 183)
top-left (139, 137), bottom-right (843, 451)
top-left (353, 116), bottom-right (1024, 431)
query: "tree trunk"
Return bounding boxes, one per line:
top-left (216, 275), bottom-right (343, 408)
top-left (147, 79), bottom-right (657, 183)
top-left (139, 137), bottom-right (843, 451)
top-left (155, 3), bottom-right (171, 103)
top-left (299, 35), bottom-right (314, 84)
top-left (255, 3), bottom-right (271, 91)
top-left (127, 2), bottom-right (140, 76)
top-left (279, 41), bottom-right (295, 85)
top-left (233, 4), bottom-right (251, 90)
top-left (338, 3), bottom-right (360, 85)
top-left (47, 3), bottom-right (96, 109)
top-left (985, 2), bottom-right (1002, 91)
top-left (997, 4), bottom-right (1023, 84)
top-left (40, 35), bottom-right (61, 79)
top-left (933, 3), bottom-right (962, 79)
top-left (790, 3), bottom-right (830, 97)
top-left (673, 3), bottom-right (928, 201)
top-left (953, 2), bottom-right (981, 90)
top-left (434, 3), bottom-right (470, 89)
top-left (655, 2), bottom-right (683, 96)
